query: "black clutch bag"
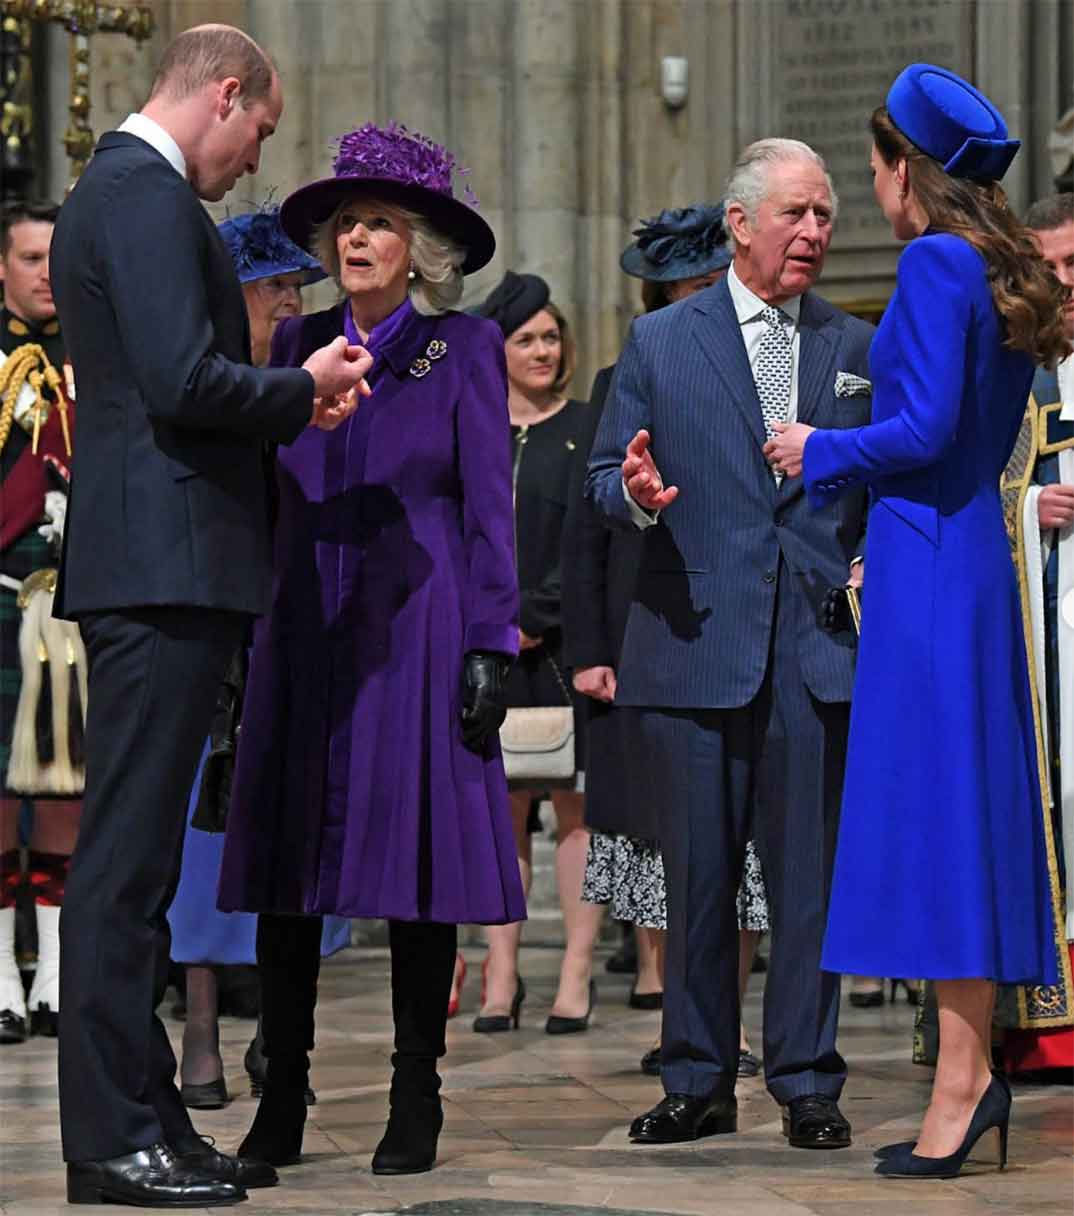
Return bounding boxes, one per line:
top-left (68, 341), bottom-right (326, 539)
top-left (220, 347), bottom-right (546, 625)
top-left (821, 584), bottom-right (862, 636)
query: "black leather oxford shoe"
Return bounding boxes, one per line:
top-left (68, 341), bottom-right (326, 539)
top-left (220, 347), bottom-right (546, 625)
top-left (781, 1094), bottom-right (852, 1149)
top-left (174, 1136), bottom-right (278, 1189)
top-left (629, 1092), bottom-right (737, 1143)
top-left (66, 1142), bottom-right (245, 1206)
top-left (0, 1008), bottom-right (26, 1044)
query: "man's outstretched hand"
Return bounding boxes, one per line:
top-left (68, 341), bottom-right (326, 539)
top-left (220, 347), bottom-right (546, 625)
top-left (622, 429), bottom-right (678, 512)
top-left (303, 336), bottom-right (373, 429)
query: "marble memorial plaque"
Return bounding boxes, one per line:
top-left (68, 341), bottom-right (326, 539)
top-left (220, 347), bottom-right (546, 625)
top-left (775, 0), bottom-right (973, 245)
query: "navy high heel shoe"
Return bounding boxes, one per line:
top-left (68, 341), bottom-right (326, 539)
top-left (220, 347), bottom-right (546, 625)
top-left (875, 1074), bottom-right (1011, 1179)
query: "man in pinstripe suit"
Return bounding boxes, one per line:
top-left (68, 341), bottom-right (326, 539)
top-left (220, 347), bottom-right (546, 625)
top-left (586, 139), bottom-right (873, 1149)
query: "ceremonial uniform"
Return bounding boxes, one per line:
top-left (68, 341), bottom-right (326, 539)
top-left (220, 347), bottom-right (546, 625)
top-left (0, 305), bottom-right (79, 1046)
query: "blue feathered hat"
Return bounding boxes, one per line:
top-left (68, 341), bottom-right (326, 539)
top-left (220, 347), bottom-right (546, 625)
top-left (887, 63), bottom-right (1020, 183)
top-left (218, 204), bottom-right (327, 286)
top-left (620, 203), bottom-right (732, 282)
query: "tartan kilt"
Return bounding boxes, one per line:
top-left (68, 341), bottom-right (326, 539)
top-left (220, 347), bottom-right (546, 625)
top-left (0, 527), bottom-right (55, 784)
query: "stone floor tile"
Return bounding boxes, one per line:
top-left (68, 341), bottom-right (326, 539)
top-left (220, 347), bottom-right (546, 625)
top-left (2, 945), bottom-right (1070, 1215)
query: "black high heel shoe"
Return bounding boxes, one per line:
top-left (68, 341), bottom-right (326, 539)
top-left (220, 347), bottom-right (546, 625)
top-left (472, 978), bottom-right (525, 1033)
top-left (889, 978), bottom-right (920, 1005)
top-left (245, 1025), bottom-right (316, 1104)
top-left (30, 1001), bottom-right (58, 1037)
top-left (848, 984), bottom-right (885, 1008)
top-left (875, 1074), bottom-right (1011, 1179)
top-left (545, 979), bottom-right (596, 1035)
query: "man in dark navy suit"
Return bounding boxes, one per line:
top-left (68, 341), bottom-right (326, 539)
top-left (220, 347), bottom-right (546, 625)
top-left (49, 24), bottom-right (371, 1207)
top-left (587, 139), bottom-right (873, 1150)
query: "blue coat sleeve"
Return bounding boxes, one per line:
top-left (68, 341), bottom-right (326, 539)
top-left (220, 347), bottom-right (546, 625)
top-left (803, 235), bottom-right (977, 508)
top-left (456, 320), bottom-right (520, 657)
top-left (584, 322), bottom-right (654, 531)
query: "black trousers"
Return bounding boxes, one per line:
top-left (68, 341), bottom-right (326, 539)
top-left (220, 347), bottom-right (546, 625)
top-left (59, 607), bottom-right (247, 1162)
top-left (651, 573), bottom-right (849, 1105)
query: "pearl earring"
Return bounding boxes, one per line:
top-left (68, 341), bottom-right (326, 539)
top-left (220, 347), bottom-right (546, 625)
top-left (408, 266), bottom-right (417, 282)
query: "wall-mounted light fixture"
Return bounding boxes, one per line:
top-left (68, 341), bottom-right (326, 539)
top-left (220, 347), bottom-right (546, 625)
top-left (661, 56), bottom-right (688, 109)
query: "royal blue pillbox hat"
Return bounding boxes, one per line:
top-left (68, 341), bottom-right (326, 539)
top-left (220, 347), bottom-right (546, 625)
top-left (887, 63), bottom-right (1020, 182)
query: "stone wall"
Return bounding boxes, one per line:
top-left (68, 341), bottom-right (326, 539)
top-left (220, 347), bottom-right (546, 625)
top-left (35, 0), bottom-right (1074, 388)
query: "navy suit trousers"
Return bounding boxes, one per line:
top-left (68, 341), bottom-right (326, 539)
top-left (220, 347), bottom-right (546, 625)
top-left (644, 562), bottom-right (848, 1104)
top-left (58, 607), bottom-right (247, 1161)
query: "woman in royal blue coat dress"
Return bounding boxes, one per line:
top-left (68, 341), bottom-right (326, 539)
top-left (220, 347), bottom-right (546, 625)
top-left (766, 65), bottom-right (1070, 1180)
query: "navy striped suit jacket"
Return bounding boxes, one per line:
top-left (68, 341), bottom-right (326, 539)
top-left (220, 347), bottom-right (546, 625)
top-left (585, 277), bottom-right (874, 709)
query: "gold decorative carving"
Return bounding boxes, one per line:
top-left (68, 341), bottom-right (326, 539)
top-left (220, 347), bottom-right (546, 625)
top-left (0, 1), bottom-right (153, 187)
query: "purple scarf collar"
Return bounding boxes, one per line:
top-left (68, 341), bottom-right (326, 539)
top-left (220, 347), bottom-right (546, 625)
top-left (343, 294), bottom-right (415, 361)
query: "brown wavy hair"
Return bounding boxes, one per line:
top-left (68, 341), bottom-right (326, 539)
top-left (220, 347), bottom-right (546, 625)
top-left (871, 107), bottom-right (1070, 367)
top-left (545, 301), bottom-right (577, 396)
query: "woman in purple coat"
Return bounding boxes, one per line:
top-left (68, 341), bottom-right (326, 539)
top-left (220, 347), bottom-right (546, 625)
top-left (218, 124), bottom-right (526, 1176)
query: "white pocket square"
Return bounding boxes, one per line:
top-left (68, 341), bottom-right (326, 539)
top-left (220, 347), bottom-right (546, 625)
top-left (835, 371), bottom-right (872, 398)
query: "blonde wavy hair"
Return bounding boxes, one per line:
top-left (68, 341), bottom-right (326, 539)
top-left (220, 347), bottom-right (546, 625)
top-left (872, 107), bottom-right (1070, 367)
top-left (310, 194), bottom-right (466, 316)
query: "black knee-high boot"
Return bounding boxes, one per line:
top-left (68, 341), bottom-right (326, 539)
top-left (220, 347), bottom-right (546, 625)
top-left (371, 920), bottom-right (457, 1176)
top-left (238, 913), bottom-right (322, 1166)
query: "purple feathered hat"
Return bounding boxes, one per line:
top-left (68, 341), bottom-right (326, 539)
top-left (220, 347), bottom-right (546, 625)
top-left (279, 122), bottom-right (495, 275)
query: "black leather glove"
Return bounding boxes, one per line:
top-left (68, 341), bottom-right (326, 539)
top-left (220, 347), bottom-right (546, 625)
top-left (820, 584), bottom-right (863, 634)
top-left (460, 651), bottom-right (511, 753)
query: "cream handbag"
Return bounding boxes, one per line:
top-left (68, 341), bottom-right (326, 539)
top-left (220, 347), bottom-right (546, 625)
top-left (499, 656), bottom-right (575, 782)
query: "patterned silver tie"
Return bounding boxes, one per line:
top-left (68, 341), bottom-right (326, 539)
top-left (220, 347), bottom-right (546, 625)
top-left (753, 305), bottom-right (793, 482)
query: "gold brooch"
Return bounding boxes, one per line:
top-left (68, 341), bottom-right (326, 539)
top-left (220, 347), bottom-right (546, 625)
top-left (410, 358), bottom-right (431, 378)
top-left (426, 339), bottom-right (448, 360)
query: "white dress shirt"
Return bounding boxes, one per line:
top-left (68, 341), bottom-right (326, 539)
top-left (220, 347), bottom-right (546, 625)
top-left (623, 264), bottom-right (805, 528)
top-left (117, 113), bottom-right (187, 180)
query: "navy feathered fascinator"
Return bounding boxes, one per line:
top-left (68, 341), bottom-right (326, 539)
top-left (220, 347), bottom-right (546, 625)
top-left (620, 203), bottom-right (733, 282)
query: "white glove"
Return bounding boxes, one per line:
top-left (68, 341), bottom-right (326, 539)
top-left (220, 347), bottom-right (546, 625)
top-left (37, 490), bottom-right (68, 550)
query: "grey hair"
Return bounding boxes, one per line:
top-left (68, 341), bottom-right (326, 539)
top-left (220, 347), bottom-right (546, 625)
top-left (723, 138), bottom-right (839, 238)
top-left (310, 196), bottom-right (466, 315)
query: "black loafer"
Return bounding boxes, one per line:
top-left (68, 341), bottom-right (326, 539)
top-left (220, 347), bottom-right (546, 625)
top-left (181, 1077), bottom-right (230, 1109)
top-left (629, 1092), bottom-right (737, 1143)
top-left (66, 1142), bottom-right (245, 1206)
top-left (782, 1094), bottom-right (852, 1149)
top-left (640, 1046), bottom-right (661, 1076)
top-left (0, 1009), bottom-right (27, 1044)
top-left (175, 1136), bottom-right (278, 1189)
